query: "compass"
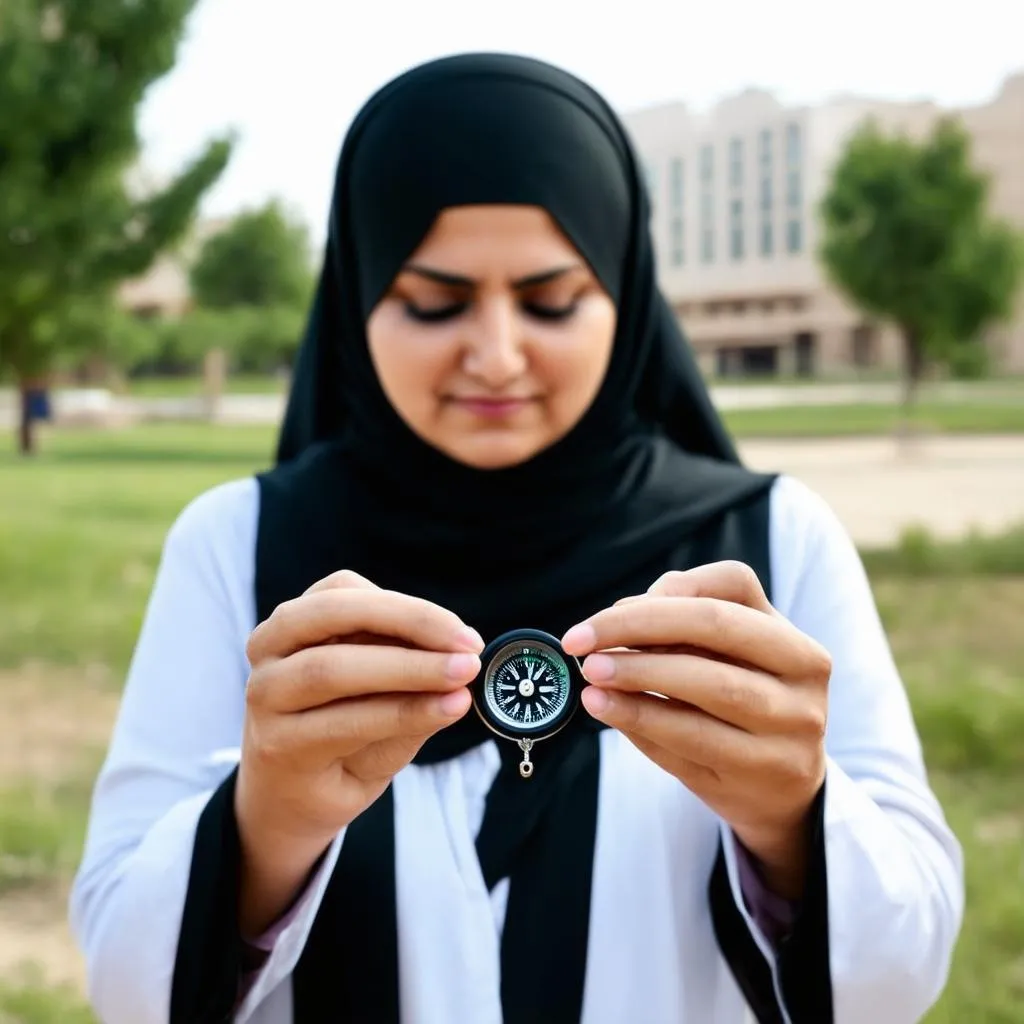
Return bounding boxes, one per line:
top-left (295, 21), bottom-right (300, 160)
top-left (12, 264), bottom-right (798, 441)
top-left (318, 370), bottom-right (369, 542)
top-left (472, 628), bottom-right (582, 779)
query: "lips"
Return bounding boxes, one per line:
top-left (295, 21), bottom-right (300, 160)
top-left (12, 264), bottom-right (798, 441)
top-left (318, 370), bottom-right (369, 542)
top-left (450, 397), bottom-right (535, 418)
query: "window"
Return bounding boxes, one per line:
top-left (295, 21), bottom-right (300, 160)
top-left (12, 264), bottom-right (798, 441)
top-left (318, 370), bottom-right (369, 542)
top-left (786, 169), bottom-right (801, 209)
top-left (669, 158), bottom-right (684, 210)
top-left (729, 138), bottom-right (743, 189)
top-left (699, 145), bottom-right (714, 263)
top-left (758, 128), bottom-right (774, 260)
top-left (700, 190), bottom-right (715, 263)
top-left (729, 198), bottom-right (744, 260)
top-left (784, 123), bottom-right (802, 251)
top-left (851, 325), bottom-right (878, 367)
top-left (785, 123), bottom-right (802, 166)
top-left (701, 229), bottom-right (715, 263)
top-left (700, 145), bottom-right (714, 181)
top-left (786, 218), bottom-right (802, 253)
top-left (644, 162), bottom-right (658, 207)
top-left (670, 216), bottom-right (684, 265)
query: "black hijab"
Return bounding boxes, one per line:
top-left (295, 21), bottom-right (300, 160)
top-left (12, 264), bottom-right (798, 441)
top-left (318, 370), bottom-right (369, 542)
top-left (264, 50), bottom-right (773, 660)
top-left (171, 53), bottom-right (833, 1024)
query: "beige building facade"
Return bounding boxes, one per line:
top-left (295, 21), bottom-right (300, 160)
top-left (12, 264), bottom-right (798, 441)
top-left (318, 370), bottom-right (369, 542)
top-left (116, 216), bottom-right (230, 318)
top-left (623, 73), bottom-right (1024, 377)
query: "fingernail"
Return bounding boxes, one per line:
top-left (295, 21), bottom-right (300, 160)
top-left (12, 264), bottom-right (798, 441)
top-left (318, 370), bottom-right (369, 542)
top-left (438, 689), bottom-right (470, 717)
top-left (562, 622), bottom-right (597, 654)
top-left (456, 626), bottom-right (485, 652)
top-left (583, 653), bottom-right (615, 682)
top-left (446, 652), bottom-right (480, 681)
top-left (583, 687), bottom-right (610, 715)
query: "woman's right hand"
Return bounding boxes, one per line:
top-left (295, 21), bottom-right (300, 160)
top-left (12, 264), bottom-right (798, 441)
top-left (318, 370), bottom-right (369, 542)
top-left (234, 569), bottom-right (483, 937)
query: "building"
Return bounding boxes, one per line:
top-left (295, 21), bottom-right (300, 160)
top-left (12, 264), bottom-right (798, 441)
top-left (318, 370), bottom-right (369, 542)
top-left (623, 72), bottom-right (1024, 378)
top-left (116, 215), bottom-right (230, 318)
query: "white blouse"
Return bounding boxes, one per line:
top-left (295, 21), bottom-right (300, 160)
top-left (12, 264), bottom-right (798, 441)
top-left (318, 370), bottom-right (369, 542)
top-left (69, 473), bottom-right (963, 1024)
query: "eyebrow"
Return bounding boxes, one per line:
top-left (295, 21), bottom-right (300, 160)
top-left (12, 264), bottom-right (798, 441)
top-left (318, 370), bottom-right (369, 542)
top-left (401, 264), bottom-right (582, 289)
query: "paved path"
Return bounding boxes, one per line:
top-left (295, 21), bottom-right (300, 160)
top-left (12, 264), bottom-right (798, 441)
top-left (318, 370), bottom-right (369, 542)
top-left (2, 380), bottom-right (1021, 426)
top-left (3, 386), bottom-right (1021, 547)
top-left (739, 434), bottom-right (1024, 546)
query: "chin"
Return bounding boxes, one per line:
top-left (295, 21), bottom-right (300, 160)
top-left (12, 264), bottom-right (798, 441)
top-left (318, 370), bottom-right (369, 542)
top-left (444, 436), bottom-right (544, 470)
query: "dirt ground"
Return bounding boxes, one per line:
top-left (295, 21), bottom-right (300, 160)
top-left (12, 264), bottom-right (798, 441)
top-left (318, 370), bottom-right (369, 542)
top-left (740, 434), bottom-right (1024, 547)
top-left (2, 434), bottom-right (1022, 1004)
top-left (0, 668), bottom-right (120, 997)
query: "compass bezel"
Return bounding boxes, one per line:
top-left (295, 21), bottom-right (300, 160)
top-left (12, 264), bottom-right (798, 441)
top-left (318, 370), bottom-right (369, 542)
top-left (472, 628), bottom-right (582, 743)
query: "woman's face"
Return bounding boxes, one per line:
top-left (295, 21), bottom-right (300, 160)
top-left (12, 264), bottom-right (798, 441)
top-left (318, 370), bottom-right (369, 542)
top-left (366, 205), bottom-right (617, 470)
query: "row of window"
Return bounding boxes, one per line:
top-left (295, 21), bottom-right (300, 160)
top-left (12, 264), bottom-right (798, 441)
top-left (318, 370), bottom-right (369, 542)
top-left (667, 212), bottom-right (803, 265)
top-left (647, 122), bottom-right (804, 267)
top-left (648, 124), bottom-right (802, 207)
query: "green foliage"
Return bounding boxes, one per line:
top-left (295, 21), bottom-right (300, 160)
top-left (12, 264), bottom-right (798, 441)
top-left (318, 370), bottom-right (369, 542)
top-left (819, 117), bottom-right (1024, 396)
top-left (862, 522), bottom-right (1024, 577)
top-left (131, 305), bottom-right (306, 376)
top-left (0, 972), bottom-right (97, 1024)
top-left (0, 777), bottom-right (95, 893)
top-left (189, 201), bottom-right (314, 311)
top-left (2, 426), bottom-right (1024, 1018)
top-left (54, 302), bottom-right (162, 373)
top-left (0, 0), bottom-right (234, 383)
top-left (226, 304), bottom-right (306, 373)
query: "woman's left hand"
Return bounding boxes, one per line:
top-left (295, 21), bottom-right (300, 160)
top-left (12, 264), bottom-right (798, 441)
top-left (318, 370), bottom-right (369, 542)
top-left (561, 561), bottom-right (831, 901)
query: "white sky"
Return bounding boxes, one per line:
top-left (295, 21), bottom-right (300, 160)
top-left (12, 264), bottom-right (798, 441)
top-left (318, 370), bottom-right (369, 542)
top-left (138, 0), bottom-right (1024, 240)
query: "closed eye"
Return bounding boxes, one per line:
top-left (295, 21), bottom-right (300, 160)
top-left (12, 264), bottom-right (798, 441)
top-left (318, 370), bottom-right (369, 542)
top-left (403, 302), bottom-right (469, 324)
top-left (402, 299), bottom-right (580, 324)
top-left (522, 301), bottom-right (579, 322)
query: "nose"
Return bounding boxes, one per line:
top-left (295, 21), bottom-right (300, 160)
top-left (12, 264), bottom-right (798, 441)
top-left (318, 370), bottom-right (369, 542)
top-left (461, 294), bottom-right (527, 386)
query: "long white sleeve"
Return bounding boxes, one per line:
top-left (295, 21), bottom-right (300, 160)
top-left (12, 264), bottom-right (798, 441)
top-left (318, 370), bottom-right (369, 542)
top-left (737, 475), bottom-right (965, 1023)
top-left (67, 479), bottom-right (277, 1022)
top-left (68, 472), bottom-right (964, 1024)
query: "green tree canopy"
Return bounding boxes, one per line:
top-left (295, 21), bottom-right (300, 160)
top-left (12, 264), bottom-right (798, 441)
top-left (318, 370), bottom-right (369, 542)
top-left (819, 117), bottom-right (1023, 410)
top-left (0, 0), bottom-right (233, 451)
top-left (189, 201), bottom-right (314, 311)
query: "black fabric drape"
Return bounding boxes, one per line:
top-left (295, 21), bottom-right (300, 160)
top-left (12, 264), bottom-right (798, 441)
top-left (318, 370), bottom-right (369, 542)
top-left (169, 51), bottom-right (832, 1024)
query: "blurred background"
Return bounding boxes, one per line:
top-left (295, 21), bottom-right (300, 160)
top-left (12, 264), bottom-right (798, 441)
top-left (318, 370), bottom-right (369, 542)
top-left (1, 1), bottom-right (1022, 1021)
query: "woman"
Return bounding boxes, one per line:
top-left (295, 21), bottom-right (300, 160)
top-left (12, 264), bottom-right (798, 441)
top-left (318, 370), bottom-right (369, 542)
top-left (70, 54), bottom-right (963, 1024)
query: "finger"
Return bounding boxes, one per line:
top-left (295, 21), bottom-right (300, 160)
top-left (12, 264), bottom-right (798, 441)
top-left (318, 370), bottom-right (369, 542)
top-left (618, 729), bottom-right (722, 789)
top-left (579, 651), bottom-right (818, 735)
top-left (563, 597), bottom-right (831, 682)
top-left (646, 562), bottom-right (776, 615)
top-left (581, 687), bottom-right (759, 771)
top-left (613, 562), bottom-right (772, 612)
top-left (295, 688), bottom-right (472, 765)
top-left (304, 569), bottom-right (381, 595)
top-left (248, 644), bottom-right (481, 713)
top-left (248, 588), bottom-right (483, 664)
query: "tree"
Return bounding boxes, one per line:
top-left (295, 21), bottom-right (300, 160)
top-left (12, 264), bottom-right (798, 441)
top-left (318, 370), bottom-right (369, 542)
top-left (186, 201), bottom-right (313, 393)
top-left (819, 117), bottom-right (1023, 414)
top-left (0, 0), bottom-right (233, 453)
top-left (189, 201), bottom-right (314, 310)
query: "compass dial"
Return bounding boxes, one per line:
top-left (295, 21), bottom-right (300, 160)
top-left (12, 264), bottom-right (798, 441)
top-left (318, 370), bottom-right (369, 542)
top-left (478, 634), bottom-right (577, 738)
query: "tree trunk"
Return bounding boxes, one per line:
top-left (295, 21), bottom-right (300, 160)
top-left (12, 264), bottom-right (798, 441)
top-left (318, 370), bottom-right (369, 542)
top-left (898, 326), bottom-right (926, 438)
top-left (17, 380), bottom-right (36, 455)
top-left (202, 347), bottom-right (227, 422)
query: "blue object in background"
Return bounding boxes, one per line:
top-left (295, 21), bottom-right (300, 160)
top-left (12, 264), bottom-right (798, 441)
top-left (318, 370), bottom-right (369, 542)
top-left (26, 388), bottom-right (52, 422)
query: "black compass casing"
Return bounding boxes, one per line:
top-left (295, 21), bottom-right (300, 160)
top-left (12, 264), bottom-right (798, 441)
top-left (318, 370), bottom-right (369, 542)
top-left (472, 628), bottom-right (583, 744)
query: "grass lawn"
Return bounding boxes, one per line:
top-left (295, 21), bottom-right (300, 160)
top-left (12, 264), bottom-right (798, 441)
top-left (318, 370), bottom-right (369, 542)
top-left (723, 400), bottom-right (1024, 438)
top-left (107, 373), bottom-right (1024, 438)
top-left (121, 373), bottom-right (287, 397)
top-left (0, 424), bottom-right (1022, 1021)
